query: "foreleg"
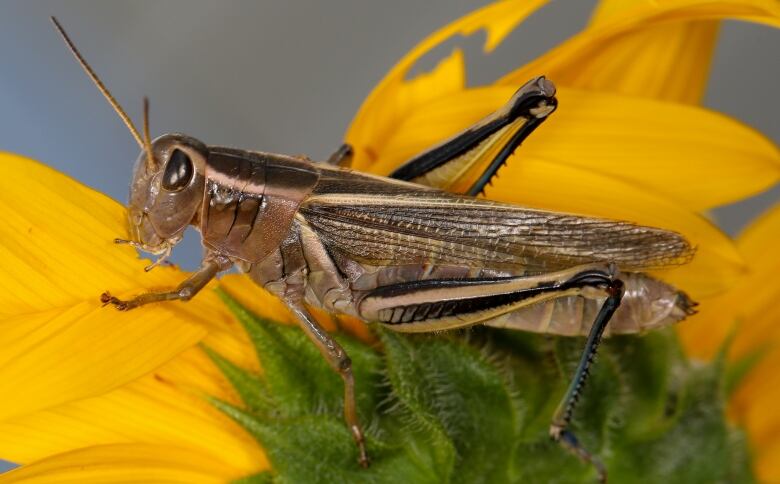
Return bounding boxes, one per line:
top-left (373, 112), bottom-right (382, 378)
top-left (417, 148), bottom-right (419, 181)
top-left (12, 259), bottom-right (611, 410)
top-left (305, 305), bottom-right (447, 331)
top-left (102, 253), bottom-right (232, 310)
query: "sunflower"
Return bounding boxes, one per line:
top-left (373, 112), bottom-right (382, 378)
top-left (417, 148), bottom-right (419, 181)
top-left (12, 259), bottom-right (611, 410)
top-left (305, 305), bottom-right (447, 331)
top-left (0, 0), bottom-right (778, 482)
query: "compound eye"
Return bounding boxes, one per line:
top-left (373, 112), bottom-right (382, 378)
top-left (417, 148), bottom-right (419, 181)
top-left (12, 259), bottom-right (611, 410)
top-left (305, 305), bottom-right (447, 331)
top-left (161, 149), bottom-right (194, 191)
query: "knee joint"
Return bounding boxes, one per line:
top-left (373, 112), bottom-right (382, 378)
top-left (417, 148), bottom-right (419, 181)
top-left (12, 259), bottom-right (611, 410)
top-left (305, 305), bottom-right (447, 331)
top-left (338, 355), bottom-right (352, 372)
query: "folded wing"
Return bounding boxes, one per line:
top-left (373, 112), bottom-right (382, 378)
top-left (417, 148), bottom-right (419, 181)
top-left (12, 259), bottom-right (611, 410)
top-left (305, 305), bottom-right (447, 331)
top-left (299, 193), bottom-right (694, 273)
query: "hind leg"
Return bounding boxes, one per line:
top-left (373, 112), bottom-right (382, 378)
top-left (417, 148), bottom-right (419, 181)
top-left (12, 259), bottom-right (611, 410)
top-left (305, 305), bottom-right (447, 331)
top-left (549, 276), bottom-right (625, 483)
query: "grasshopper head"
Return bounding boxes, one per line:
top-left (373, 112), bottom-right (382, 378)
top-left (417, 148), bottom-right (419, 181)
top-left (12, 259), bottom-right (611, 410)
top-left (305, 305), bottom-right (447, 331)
top-left (126, 133), bottom-right (208, 259)
top-left (49, 18), bottom-right (209, 267)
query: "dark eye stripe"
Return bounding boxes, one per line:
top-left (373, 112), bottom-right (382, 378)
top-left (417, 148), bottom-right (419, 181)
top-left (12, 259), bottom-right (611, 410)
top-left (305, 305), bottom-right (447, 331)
top-left (162, 149), bottom-right (194, 191)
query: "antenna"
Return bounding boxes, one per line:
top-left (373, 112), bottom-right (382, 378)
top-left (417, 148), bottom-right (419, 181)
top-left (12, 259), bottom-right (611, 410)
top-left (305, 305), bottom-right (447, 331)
top-left (142, 97), bottom-right (156, 169)
top-left (50, 16), bottom-right (145, 149)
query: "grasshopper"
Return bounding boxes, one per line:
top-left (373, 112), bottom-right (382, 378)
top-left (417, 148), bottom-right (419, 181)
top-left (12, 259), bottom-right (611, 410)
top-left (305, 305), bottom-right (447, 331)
top-left (53, 17), bottom-right (696, 481)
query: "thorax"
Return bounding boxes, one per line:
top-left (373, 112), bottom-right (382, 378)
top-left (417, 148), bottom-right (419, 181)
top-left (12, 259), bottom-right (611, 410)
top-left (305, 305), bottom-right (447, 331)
top-left (199, 148), bottom-right (319, 263)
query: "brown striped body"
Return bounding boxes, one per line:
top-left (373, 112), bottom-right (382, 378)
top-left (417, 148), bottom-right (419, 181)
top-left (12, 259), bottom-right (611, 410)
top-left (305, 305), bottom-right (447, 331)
top-left (126, 134), bottom-right (694, 338)
top-left (187, 152), bottom-right (696, 336)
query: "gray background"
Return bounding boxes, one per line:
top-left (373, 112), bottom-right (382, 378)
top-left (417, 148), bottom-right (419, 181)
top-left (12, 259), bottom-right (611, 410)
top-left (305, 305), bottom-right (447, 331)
top-left (0, 0), bottom-right (778, 472)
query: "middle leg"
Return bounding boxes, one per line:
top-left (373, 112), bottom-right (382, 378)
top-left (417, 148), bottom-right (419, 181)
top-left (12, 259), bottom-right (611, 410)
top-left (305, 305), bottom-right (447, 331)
top-left (286, 300), bottom-right (369, 468)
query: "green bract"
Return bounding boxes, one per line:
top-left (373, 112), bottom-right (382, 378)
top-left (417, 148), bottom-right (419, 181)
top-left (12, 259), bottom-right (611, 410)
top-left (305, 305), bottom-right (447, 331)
top-left (208, 289), bottom-right (753, 483)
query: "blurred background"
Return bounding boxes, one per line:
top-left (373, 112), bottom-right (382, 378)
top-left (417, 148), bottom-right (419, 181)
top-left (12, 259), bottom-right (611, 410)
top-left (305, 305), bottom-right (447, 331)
top-left (0, 0), bottom-right (778, 473)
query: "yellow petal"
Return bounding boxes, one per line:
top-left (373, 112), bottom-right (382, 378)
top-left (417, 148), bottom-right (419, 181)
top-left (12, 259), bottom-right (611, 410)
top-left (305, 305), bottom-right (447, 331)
top-left (0, 153), bottom-right (244, 419)
top-left (346, 0), bottom-right (550, 170)
top-left (0, 443), bottom-right (241, 483)
top-left (0, 347), bottom-right (267, 474)
top-left (581, 0), bottom-right (721, 103)
top-left (673, 296), bottom-right (734, 361)
top-left (735, 199), bottom-right (780, 266)
top-left (728, 340), bottom-right (780, 482)
top-left (521, 88), bottom-right (780, 209)
top-left (678, 202), bottom-right (780, 359)
top-left (366, 86), bottom-right (779, 211)
top-left (730, 348), bottom-right (780, 443)
top-left (559, 21), bottom-right (720, 103)
top-left (0, 303), bottom-right (205, 422)
top-left (726, 271), bottom-right (780, 361)
top-left (718, 203), bottom-right (780, 360)
top-left (754, 436), bottom-right (780, 483)
top-left (499, 0), bottom-right (780, 102)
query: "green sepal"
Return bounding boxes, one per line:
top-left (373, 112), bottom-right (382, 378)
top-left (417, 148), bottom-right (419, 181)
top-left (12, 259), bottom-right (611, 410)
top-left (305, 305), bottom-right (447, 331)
top-left (202, 345), bottom-right (275, 415)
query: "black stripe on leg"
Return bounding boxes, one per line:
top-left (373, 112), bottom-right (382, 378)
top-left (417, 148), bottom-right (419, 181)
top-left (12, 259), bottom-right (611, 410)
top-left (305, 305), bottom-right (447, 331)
top-left (389, 77), bottom-right (557, 182)
top-left (372, 270), bottom-right (611, 325)
top-left (466, 116), bottom-right (544, 196)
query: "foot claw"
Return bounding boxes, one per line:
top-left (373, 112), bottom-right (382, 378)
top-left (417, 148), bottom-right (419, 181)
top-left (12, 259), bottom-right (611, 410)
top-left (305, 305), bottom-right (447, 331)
top-left (350, 425), bottom-right (370, 468)
top-left (100, 291), bottom-right (130, 311)
top-left (553, 428), bottom-right (607, 483)
top-left (358, 453), bottom-right (370, 469)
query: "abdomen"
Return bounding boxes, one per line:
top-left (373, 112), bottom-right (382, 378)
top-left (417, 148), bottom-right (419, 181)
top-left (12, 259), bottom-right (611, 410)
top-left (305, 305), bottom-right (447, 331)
top-left (483, 272), bottom-right (696, 336)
